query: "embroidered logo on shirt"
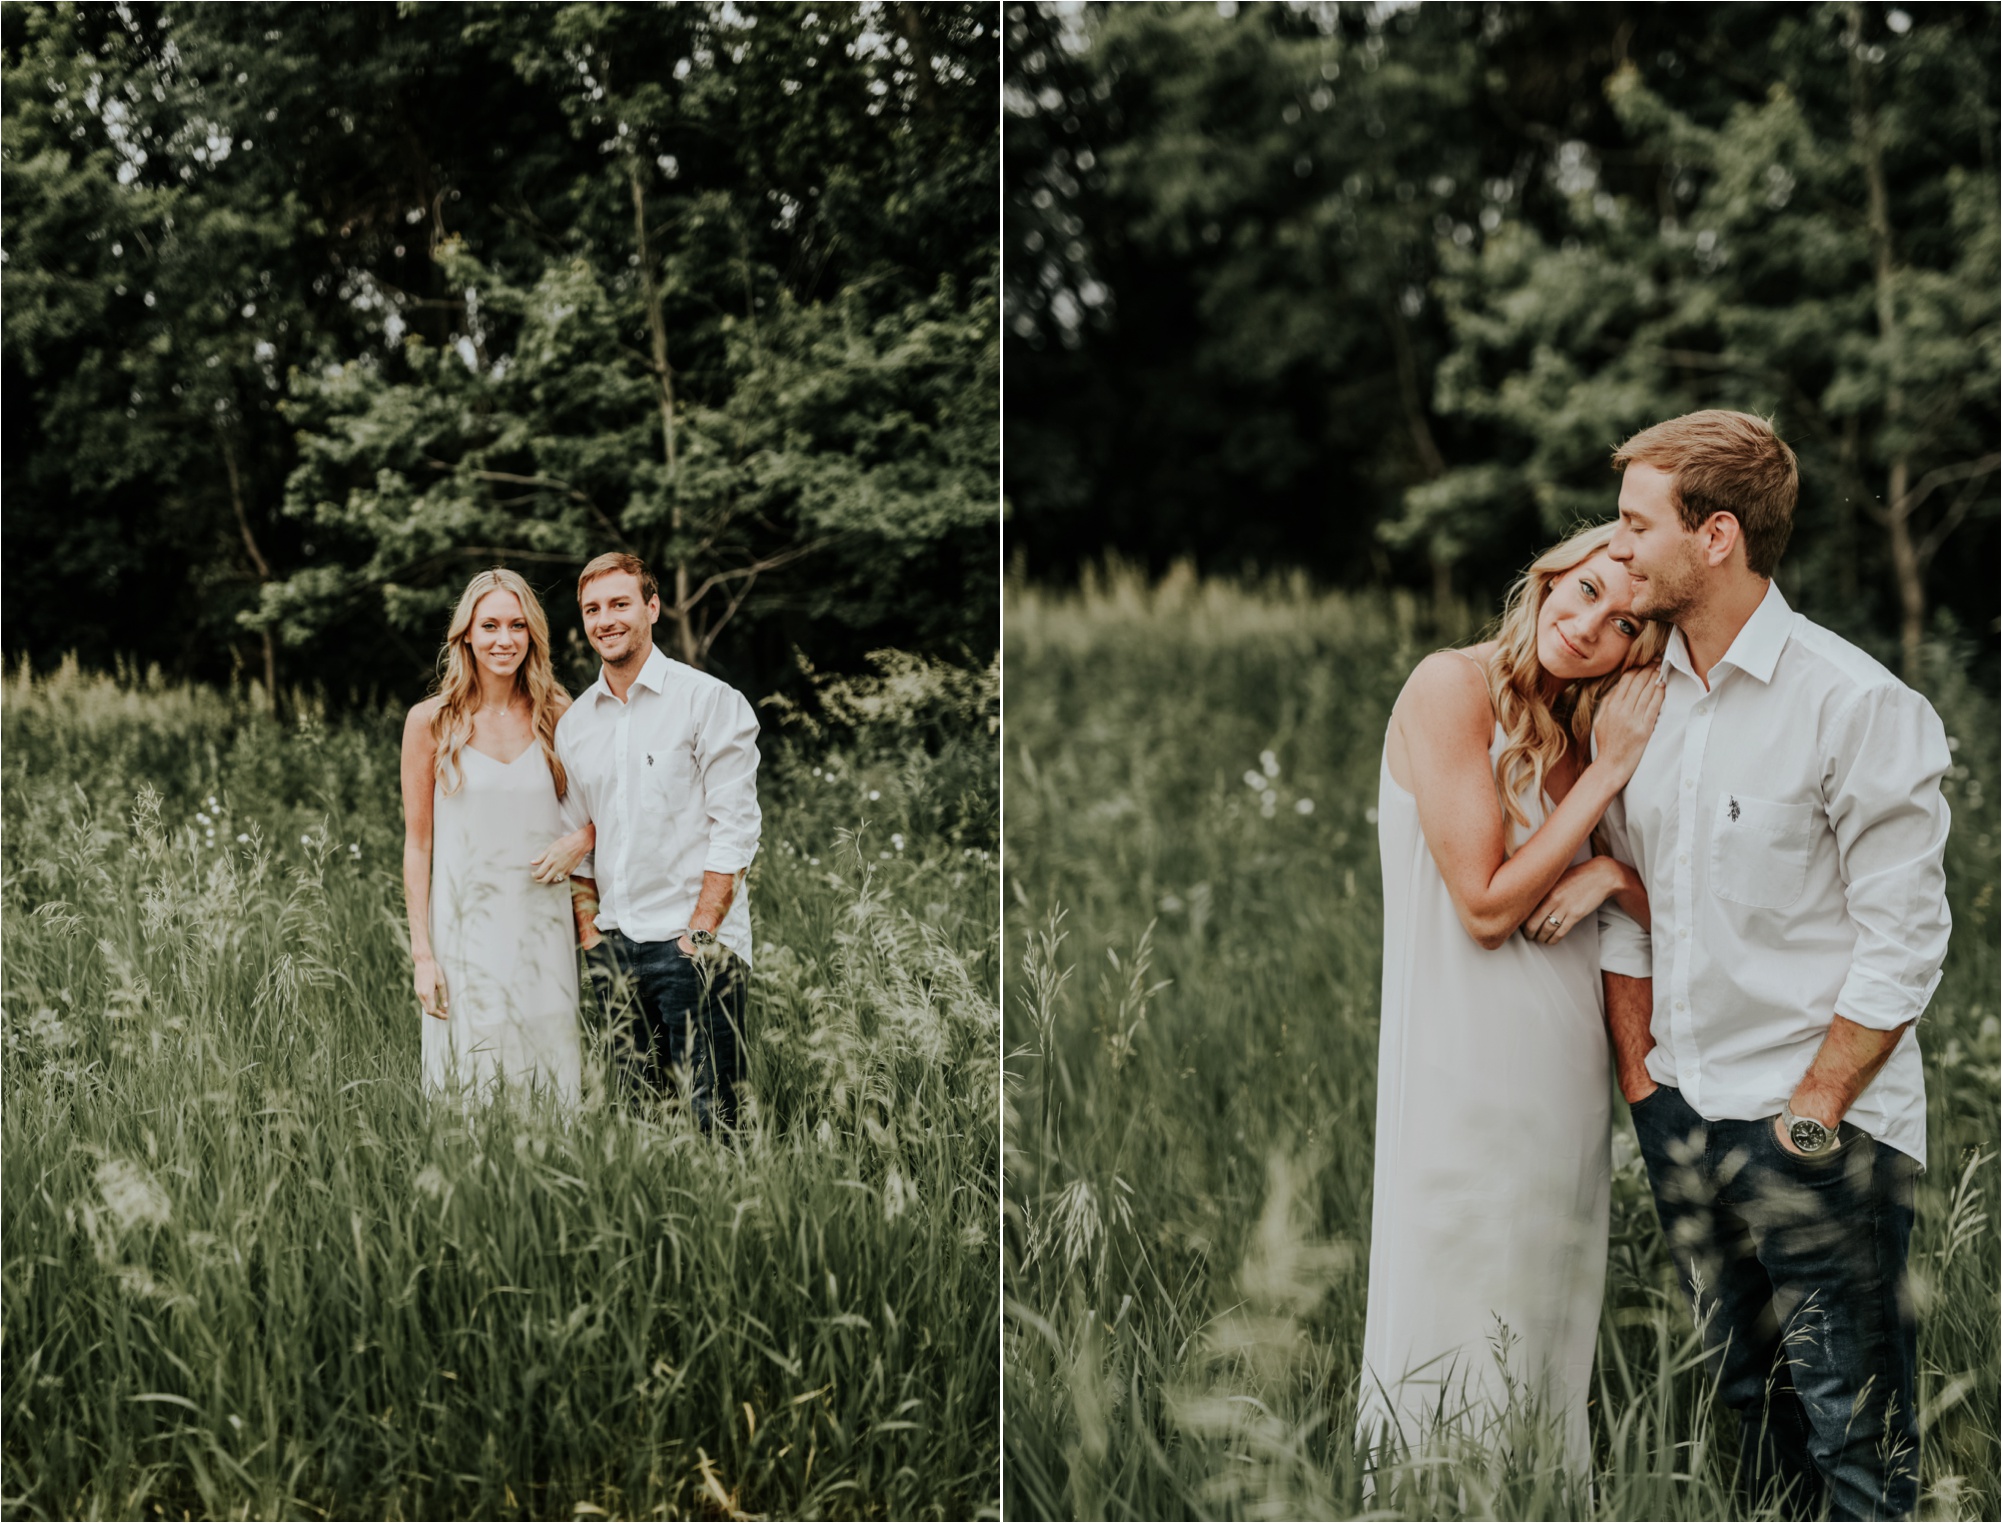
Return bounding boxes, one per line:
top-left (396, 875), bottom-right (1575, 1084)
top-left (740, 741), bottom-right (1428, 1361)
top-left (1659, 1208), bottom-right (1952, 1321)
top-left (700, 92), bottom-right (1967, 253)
top-left (1728, 795), bottom-right (1740, 822)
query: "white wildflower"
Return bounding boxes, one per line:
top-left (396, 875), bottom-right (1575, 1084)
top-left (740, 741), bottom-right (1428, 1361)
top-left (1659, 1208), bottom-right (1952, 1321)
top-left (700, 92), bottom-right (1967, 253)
top-left (96, 1159), bottom-right (172, 1232)
top-left (1295, 798), bottom-right (1315, 815)
top-left (1260, 749), bottom-right (1280, 777)
top-left (882, 1165), bottom-right (915, 1221)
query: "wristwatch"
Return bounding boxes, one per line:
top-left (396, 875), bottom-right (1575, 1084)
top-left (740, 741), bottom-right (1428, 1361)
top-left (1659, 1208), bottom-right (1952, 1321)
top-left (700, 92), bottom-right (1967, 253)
top-left (1780, 1105), bottom-right (1841, 1156)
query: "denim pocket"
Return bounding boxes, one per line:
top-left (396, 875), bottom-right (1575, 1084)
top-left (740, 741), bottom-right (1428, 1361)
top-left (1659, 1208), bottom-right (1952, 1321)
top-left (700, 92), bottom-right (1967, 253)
top-left (1761, 1113), bottom-right (1849, 1170)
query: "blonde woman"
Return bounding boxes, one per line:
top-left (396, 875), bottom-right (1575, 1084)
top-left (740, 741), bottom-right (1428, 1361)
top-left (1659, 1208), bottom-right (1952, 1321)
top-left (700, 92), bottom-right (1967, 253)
top-left (400, 569), bottom-right (596, 1102)
top-left (1358, 522), bottom-right (1669, 1472)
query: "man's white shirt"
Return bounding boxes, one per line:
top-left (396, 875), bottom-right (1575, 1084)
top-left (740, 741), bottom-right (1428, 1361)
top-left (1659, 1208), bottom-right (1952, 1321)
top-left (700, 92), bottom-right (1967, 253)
top-left (556, 645), bottom-right (762, 963)
top-left (1598, 581), bottom-right (1951, 1164)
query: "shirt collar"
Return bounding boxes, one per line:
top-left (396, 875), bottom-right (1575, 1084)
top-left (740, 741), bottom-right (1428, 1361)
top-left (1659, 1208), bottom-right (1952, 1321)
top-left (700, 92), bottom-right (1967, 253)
top-left (588, 643), bottom-right (672, 704)
top-left (1661, 579), bottom-right (1792, 687)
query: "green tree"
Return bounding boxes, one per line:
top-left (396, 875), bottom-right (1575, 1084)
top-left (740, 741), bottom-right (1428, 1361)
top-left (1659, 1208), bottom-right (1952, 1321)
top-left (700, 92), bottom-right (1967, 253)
top-left (4, 2), bottom-right (998, 697)
top-left (1393, 2), bottom-right (1999, 675)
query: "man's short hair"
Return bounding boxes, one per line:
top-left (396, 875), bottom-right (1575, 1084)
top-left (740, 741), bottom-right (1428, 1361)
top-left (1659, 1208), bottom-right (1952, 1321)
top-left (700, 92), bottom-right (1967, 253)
top-left (1612, 410), bottom-right (1799, 577)
top-left (577, 551), bottom-right (658, 605)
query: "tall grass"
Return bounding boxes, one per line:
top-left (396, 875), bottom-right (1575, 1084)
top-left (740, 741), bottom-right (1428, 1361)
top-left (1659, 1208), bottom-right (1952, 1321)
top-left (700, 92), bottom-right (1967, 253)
top-left (2, 653), bottom-right (1000, 1520)
top-left (1003, 564), bottom-right (1999, 1520)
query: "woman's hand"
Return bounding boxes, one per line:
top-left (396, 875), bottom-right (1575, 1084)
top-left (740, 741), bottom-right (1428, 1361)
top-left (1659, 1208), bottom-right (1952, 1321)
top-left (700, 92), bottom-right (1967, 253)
top-left (1523, 857), bottom-right (1626, 945)
top-left (530, 827), bottom-right (591, 884)
top-left (414, 954), bottom-right (449, 1020)
top-left (1591, 664), bottom-right (1667, 783)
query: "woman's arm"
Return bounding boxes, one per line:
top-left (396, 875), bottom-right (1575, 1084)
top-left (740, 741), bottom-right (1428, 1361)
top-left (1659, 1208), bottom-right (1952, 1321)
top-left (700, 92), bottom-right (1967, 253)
top-left (1523, 855), bottom-right (1649, 946)
top-left (1394, 654), bottom-right (1661, 950)
top-left (400, 702), bottom-right (448, 1018)
top-left (529, 822), bottom-right (595, 884)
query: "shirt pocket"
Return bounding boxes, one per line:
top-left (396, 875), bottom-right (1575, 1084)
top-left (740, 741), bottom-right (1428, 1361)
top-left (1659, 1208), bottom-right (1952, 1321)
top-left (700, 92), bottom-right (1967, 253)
top-left (1708, 793), bottom-right (1816, 909)
top-left (639, 739), bottom-right (694, 815)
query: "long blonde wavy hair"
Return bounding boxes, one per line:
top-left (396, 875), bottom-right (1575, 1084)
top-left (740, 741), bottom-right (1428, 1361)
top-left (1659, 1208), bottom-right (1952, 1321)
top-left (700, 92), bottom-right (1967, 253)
top-left (430, 569), bottom-right (569, 798)
top-left (1473, 522), bottom-right (1668, 848)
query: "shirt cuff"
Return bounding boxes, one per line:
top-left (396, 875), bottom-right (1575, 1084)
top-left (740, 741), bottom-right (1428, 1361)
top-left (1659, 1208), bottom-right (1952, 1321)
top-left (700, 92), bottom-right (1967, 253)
top-left (1600, 942), bottom-right (1653, 979)
top-left (703, 850), bottom-right (756, 876)
top-left (1597, 907), bottom-right (1652, 978)
top-left (1835, 964), bottom-right (1942, 1031)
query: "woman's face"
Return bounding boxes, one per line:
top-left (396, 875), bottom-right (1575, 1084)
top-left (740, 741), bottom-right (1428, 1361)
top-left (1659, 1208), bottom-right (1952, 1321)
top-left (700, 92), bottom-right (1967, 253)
top-left (1536, 550), bottom-right (1643, 681)
top-left (466, 588), bottom-right (530, 683)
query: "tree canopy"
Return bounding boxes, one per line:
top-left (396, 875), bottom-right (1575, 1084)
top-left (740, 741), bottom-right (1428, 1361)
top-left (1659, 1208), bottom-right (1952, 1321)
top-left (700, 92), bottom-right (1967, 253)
top-left (4, 1), bottom-right (998, 702)
top-left (1005, 1), bottom-right (1998, 682)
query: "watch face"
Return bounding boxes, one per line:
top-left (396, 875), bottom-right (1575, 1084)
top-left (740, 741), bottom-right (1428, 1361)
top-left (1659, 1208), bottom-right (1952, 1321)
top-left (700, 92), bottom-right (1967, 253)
top-left (1789, 1118), bottom-right (1827, 1152)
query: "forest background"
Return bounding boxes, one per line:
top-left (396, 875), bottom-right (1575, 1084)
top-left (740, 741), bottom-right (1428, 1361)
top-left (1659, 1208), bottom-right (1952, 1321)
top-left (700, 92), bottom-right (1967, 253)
top-left (5, 0), bottom-right (999, 703)
top-left (1005, 0), bottom-right (1998, 690)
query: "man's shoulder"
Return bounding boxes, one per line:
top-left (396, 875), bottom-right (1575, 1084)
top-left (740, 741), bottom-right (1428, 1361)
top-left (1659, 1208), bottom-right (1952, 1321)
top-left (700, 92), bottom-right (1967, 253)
top-left (1780, 613), bottom-right (1910, 702)
top-left (555, 684), bottom-right (604, 740)
top-left (660, 658), bottom-right (752, 709)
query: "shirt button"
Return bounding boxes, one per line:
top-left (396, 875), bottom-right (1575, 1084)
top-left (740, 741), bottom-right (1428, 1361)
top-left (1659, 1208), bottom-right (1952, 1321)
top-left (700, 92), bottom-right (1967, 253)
top-left (1679, 928), bottom-right (1689, 939)
top-left (1675, 1000), bottom-right (1686, 1011)
top-left (1679, 853), bottom-right (1689, 865)
top-left (1683, 778), bottom-right (1694, 789)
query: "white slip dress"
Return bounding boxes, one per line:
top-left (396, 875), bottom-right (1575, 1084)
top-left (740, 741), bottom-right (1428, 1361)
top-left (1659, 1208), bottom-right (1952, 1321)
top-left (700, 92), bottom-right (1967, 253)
top-left (1357, 719), bottom-right (1611, 1473)
top-left (421, 743), bottom-right (582, 1104)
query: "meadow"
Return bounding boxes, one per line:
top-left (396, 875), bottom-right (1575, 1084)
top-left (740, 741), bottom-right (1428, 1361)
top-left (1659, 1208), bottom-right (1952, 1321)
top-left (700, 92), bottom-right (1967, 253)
top-left (1, 653), bottom-right (999, 1520)
top-left (1003, 565), bottom-right (1999, 1521)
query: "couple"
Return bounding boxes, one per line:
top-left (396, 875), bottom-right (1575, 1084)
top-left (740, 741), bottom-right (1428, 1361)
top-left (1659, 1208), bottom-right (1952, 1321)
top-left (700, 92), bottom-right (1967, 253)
top-left (397, 553), bottom-right (761, 1128)
top-left (1360, 411), bottom-right (1952, 1520)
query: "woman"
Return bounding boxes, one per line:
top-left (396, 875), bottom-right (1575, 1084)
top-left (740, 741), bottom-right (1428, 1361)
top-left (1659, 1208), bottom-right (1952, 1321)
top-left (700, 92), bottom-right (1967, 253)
top-left (400, 569), bottom-right (595, 1102)
top-left (1358, 522), bottom-right (1669, 1472)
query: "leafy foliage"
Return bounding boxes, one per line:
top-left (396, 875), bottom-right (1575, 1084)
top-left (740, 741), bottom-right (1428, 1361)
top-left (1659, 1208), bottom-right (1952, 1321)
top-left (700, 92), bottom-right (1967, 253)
top-left (1004, 2), bottom-right (1998, 682)
top-left (3, 2), bottom-right (998, 701)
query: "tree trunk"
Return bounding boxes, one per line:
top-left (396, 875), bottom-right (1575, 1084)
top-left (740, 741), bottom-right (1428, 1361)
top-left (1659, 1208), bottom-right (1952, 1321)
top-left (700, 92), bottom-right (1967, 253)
top-left (899, 5), bottom-right (942, 119)
top-left (1429, 547), bottom-right (1455, 631)
top-left (220, 429), bottom-right (278, 710)
top-left (630, 164), bottom-right (698, 667)
top-left (1849, 3), bottom-right (1922, 679)
top-left (1884, 455), bottom-right (1927, 679)
top-left (1385, 297), bottom-right (1454, 629)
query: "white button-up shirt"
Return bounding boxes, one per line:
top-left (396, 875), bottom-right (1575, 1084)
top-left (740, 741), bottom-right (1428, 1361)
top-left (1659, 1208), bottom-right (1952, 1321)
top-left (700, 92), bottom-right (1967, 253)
top-left (1598, 582), bottom-right (1951, 1164)
top-left (555, 646), bottom-right (762, 963)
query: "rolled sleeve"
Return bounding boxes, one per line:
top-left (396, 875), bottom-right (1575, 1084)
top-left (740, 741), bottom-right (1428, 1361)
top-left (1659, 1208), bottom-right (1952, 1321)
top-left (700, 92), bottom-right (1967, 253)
top-left (1827, 685), bottom-right (1952, 1031)
top-left (1596, 793), bottom-right (1653, 977)
top-left (697, 683), bottom-right (761, 875)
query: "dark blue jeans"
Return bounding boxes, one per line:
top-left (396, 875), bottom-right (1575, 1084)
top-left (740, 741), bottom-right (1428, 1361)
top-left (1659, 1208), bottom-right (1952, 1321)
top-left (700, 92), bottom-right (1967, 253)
top-left (589, 931), bottom-right (746, 1130)
top-left (1630, 1083), bottom-right (1919, 1522)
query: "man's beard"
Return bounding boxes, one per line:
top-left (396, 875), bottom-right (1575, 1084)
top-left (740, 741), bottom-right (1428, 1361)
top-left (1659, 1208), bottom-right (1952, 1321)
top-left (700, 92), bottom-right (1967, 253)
top-left (1633, 544), bottom-right (1704, 623)
top-left (595, 631), bottom-right (646, 668)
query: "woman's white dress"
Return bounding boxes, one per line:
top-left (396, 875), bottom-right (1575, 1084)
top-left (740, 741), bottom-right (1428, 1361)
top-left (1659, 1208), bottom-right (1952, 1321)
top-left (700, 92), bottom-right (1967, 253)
top-left (421, 744), bottom-right (582, 1103)
top-left (1358, 721), bottom-right (1610, 1469)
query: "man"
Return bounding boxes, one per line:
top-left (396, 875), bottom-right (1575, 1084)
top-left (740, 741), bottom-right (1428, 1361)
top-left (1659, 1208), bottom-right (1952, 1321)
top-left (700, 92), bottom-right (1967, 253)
top-left (1595, 410), bottom-right (1952, 1521)
top-left (541, 551), bottom-right (761, 1129)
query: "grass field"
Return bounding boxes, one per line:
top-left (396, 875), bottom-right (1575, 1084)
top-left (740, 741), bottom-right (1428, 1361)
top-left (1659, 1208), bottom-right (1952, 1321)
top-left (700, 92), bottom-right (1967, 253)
top-left (1, 653), bottom-right (999, 1520)
top-left (1002, 565), bottom-right (1999, 1521)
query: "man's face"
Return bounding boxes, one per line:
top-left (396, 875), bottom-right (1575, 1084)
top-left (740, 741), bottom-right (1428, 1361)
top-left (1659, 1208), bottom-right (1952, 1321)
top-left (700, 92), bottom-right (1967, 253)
top-left (579, 571), bottom-right (659, 667)
top-left (1608, 462), bottom-right (1706, 622)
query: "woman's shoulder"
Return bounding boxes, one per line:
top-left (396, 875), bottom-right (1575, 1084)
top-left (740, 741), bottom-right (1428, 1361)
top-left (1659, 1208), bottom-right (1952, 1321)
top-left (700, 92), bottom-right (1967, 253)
top-left (1397, 646), bottom-right (1495, 721)
top-left (403, 695), bottom-right (445, 739)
